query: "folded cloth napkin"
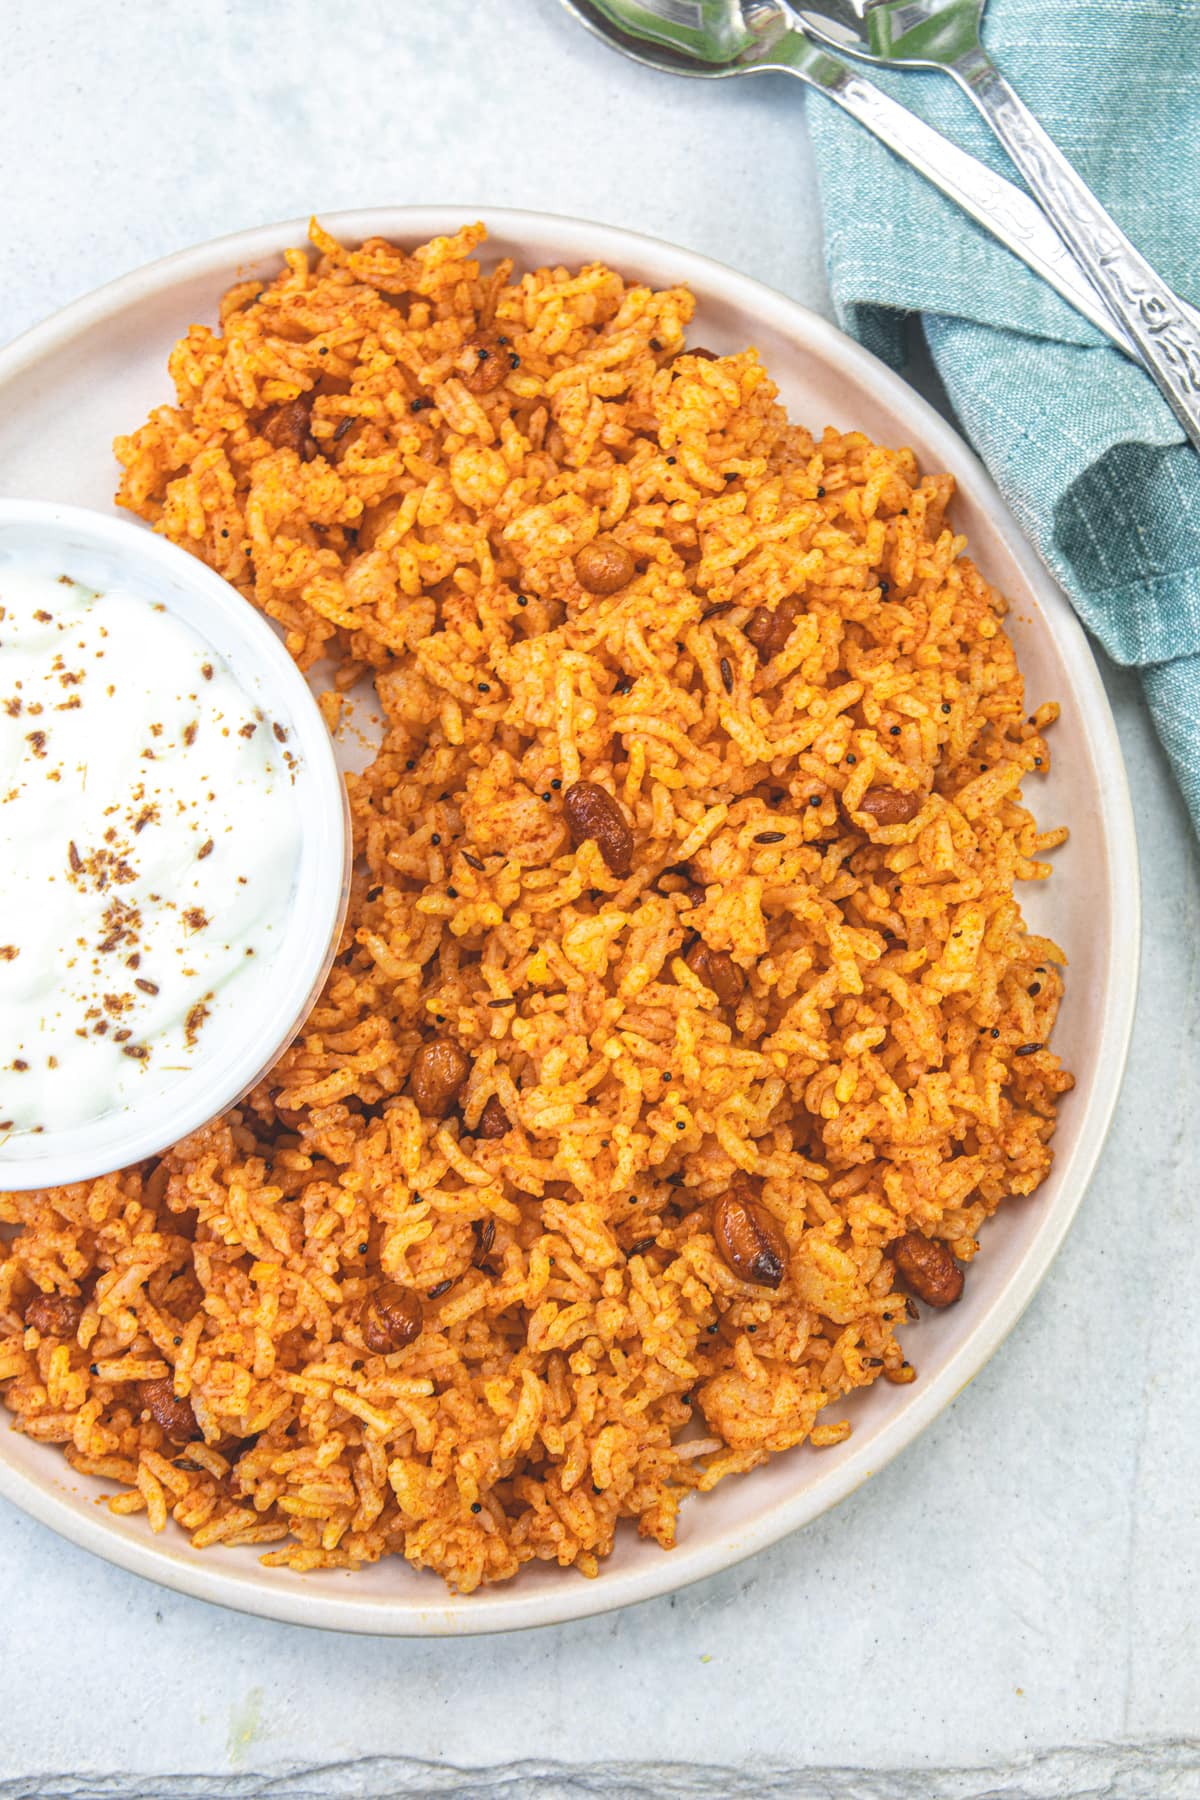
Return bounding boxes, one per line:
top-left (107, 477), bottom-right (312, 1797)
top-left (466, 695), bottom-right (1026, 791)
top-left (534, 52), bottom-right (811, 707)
top-left (805, 0), bottom-right (1200, 832)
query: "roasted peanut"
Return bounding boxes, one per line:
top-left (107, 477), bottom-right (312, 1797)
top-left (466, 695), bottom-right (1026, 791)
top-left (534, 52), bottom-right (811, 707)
top-left (574, 539), bottom-right (636, 596)
top-left (462, 329), bottom-right (510, 395)
top-left (140, 1377), bottom-right (200, 1444)
top-left (745, 595), bottom-right (801, 663)
top-left (562, 781), bottom-right (634, 878)
top-left (684, 939), bottom-right (746, 1008)
top-left (408, 1038), bottom-right (471, 1117)
top-left (475, 1094), bottom-right (511, 1139)
top-left (891, 1232), bottom-right (963, 1307)
top-left (261, 395), bottom-right (318, 461)
top-left (713, 1188), bottom-right (788, 1289)
top-left (846, 787), bottom-right (923, 828)
top-left (23, 1292), bottom-right (84, 1339)
top-left (360, 1282), bottom-right (423, 1354)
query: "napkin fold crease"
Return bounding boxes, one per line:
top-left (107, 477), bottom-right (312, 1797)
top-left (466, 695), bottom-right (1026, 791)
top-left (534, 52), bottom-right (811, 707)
top-left (805, 0), bottom-right (1200, 831)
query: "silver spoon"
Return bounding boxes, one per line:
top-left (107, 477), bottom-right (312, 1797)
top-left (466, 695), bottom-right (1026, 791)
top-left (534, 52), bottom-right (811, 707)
top-left (791, 0), bottom-right (1200, 451)
top-left (560, 0), bottom-right (1160, 359)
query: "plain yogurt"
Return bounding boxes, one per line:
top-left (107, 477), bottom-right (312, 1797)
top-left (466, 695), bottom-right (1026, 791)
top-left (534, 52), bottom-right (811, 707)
top-left (0, 568), bottom-right (303, 1136)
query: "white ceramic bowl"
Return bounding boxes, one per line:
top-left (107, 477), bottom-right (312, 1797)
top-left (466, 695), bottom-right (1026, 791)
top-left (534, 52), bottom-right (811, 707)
top-left (0, 208), bottom-right (1139, 1634)
top-left (0, 500), bottom-right (350, 1189)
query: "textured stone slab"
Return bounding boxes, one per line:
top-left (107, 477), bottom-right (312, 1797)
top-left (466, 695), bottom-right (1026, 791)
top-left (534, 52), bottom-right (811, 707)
top-left (4, 1744), bottom-right (1200, 1800)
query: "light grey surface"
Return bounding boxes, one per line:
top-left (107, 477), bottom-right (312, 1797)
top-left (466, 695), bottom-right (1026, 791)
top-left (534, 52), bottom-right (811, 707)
top-left (0, 3), bottom-right (1196, 1796)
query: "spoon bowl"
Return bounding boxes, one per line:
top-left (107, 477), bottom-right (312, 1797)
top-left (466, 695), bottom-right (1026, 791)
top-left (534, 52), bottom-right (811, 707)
top-left (792, 0), bottom-right (986, 66)
top-left (558, 0), bottom-right (790, 77)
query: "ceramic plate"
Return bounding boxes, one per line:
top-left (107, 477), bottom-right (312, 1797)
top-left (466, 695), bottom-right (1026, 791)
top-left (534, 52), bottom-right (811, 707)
top-left (0, 207), bottom-right (1140, 1634)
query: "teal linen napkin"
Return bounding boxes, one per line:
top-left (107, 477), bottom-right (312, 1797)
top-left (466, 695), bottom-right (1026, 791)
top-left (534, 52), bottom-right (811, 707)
top-left (804, 0), bottom-right (1200, 831)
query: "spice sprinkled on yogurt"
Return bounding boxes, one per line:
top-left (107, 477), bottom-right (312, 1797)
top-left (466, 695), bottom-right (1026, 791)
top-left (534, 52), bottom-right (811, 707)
top-left (0, 569), bottom-right (303, 1135)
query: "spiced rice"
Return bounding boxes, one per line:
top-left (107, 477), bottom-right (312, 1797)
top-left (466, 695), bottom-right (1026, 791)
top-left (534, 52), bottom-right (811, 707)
top-left (0, 223), bottom-right (1073, 1590)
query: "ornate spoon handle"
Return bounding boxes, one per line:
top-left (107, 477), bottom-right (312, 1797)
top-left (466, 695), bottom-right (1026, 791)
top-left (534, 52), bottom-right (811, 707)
top-left (803, 51), bottom-right (1139, 354)
top-left (953, 48), bottom-right (1200, 450)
